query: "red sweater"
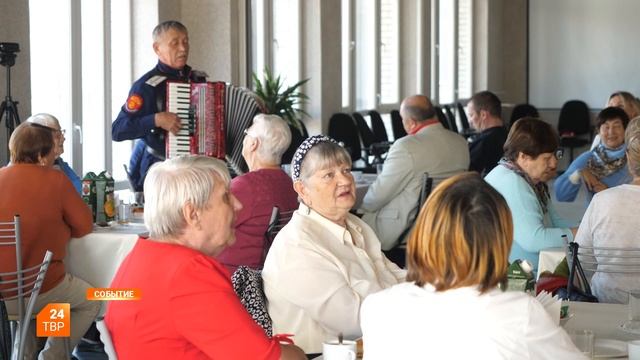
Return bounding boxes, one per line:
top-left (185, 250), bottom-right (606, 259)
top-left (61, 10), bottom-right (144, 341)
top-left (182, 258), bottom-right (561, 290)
top-left (217, 168), bottom-right (298, 273)
top-left (0, 164), bottom-right (92, 292)
top-left (106, 237), bottom-right (281, 360)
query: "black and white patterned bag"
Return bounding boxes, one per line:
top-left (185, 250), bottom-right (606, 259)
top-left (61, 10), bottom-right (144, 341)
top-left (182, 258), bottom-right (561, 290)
top-left (231, 266), bottom-right (273, 337)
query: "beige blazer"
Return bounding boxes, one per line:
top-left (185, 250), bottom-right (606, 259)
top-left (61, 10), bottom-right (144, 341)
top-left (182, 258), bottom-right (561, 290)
top-left (361, 123), bottom-right (470, 250)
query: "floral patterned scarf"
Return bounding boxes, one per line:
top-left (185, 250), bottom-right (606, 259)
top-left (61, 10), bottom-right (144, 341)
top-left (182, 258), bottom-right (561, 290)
top-left (498, 158), bottom-right (550, 214)
top-left (586, 143), bottom-right (627, 180)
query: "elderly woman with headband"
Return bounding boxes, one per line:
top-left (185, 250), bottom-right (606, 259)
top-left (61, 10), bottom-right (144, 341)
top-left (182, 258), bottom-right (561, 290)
top-left (27, 113), bottom-right (82, 193)
top-left (217, 114), bottom-right (298, 273)
top-left (556, 107), bottom-right (631, 206)
top-left (360, 173), bottom-right (584, 359)
top-left (575, 122), bottom-right (640, 304)
top-left (262, 135), bottom-right (405, 355)
top-left (106, 156), bottom-right (305, 359)
top-left (485, 118), bottom-right (576, 271)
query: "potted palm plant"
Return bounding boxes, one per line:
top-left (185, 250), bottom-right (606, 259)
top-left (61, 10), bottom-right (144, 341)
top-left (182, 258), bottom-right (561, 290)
top-left (252, 68), bottom-right (310, 163)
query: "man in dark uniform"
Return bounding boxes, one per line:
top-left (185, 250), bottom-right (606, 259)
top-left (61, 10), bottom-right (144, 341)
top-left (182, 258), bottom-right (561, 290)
top-left (112, 20), bottom-right (205, 191)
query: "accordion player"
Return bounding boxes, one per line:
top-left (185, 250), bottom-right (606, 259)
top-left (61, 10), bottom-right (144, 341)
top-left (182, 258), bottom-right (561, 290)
top-left (165, 81), bottom-right (260, 175)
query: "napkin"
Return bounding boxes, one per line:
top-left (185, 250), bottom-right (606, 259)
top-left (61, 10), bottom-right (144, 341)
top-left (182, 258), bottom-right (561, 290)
top-left (536, 290), bottom-right (562, 325)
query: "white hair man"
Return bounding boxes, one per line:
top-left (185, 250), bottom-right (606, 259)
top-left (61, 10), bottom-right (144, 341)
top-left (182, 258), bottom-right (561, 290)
top-left (27, 112), bottom-right (82, 193)
top-left (105, 155), bottom-right (305, 358)
top-left (217, 114), bottom-right (299, 273)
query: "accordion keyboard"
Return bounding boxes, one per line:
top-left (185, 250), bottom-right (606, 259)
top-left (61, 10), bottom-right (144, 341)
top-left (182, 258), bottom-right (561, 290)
top-left (166, 82), bottom-right (193, 158)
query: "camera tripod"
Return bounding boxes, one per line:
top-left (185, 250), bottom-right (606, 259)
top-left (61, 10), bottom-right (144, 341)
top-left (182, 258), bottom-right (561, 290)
top-left (0, 61), bottom-right (20, 159)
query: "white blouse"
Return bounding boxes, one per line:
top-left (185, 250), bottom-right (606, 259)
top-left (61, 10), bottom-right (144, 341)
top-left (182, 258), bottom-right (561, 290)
top-left (262, 203), bottom-right (405, 354)
top-left (361, 283), bottom-right (586, 359)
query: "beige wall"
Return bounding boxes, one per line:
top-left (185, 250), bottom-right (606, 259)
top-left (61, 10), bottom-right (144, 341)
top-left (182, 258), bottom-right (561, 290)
top-left (474, 0), bottom-right (527, 105)
top-left (0, 0), bottom-right (31, 165)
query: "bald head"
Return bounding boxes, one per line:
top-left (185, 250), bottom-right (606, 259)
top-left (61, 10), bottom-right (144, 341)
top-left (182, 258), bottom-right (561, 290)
top-left (400, 95), bottom-right (436, 133)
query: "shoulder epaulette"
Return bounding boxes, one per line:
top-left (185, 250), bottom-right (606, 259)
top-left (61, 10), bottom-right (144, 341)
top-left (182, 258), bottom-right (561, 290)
top-left (145, 75), bottom-right (167, 87)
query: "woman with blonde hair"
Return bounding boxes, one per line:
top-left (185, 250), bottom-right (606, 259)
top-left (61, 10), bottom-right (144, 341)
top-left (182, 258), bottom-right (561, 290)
top-left (361, 172), bottom-right (584, 359)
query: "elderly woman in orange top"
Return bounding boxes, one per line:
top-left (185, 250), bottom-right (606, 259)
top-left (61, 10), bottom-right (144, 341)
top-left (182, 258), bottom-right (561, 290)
top-left (0, 121), bottom-right (99, 359)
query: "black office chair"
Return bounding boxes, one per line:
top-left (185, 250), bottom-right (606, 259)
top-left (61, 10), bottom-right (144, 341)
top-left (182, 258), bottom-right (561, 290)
top-left (435, 106), bottom-right (450, 130)
top-left (352, 112), bottom-right (389, 164)
top-left (509, 103), bottom-right (540, 130)
top-left (558, 100), bottom-right (592, 163)
top-left (368, 110), bottom-right (389, 143)
top-left (457, 102), bottom-right (471, 132)
top-left (443, 104), bottom-right (459, 133)
top-left (390, 110), bottom-right (407, 140)
top-left (328, 113), bottom-right (375, 172)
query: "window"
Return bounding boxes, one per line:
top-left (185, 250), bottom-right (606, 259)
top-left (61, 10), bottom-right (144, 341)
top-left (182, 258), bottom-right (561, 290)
top-left (250, 0), bottom-right (301, 88)
top-left (379, 0), bottom-right (399, 105)
top-left (433, 0), bottom-right (473, 104)
top-left (343, 0), bottom-right (401, 112)
top-left (30, 0), bottom-right (140, 188)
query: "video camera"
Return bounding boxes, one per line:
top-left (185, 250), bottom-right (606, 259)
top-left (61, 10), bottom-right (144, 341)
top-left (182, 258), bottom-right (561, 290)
top-left (0, 42), bottom-right (20, 67)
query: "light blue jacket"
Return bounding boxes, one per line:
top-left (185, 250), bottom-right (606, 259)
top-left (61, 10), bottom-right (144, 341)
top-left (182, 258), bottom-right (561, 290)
top-left (555, 145), bottom-right (631, 207)
top-left (485, 165), bottom-right (574, 270)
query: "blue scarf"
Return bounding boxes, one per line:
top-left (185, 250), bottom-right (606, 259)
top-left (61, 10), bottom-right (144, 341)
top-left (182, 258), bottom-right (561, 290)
top-left (587, 143), bottom-right (627, 180)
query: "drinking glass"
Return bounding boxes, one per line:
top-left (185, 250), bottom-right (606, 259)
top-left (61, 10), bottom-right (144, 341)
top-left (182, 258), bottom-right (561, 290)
top-left (568, 330), bottom-right (594, 358)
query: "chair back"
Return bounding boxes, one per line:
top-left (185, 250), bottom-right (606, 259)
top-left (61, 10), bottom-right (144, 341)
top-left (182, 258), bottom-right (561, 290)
top-left (96, 319), bottom-right (118, 360)
top-left (352, 112), bottom-right (376, 148)
top-left (418, 172), bottom-right (434, 212)
top-left (456, 102), bottom-right (471, 131)
top-left (0, 216), bottom-right (24, 320)
top-left (390, 110), bottom-right (407, 140)
top-left (509, 103), bottom-right (540, 129)
top-left (435, 106), bottom-right (450, 130)
top-left (0, 250), bottom-right (53, 360)
top-left (263, 207), bottom-right (295, 264)
top-left (368, 110), bottom-right (389, 143)
top-left (328, 113), bottom-right (362, 162)
top-left (558, 100), bottom-right (591, 136)
top-left (442, 105), bottom-right (459, 133)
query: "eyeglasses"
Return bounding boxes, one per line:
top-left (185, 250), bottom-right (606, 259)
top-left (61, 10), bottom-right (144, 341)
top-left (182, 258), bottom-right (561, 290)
top-left (555, 148), bottom-right (564, 160)
top-left (243, 129), bottom-right (254, 138)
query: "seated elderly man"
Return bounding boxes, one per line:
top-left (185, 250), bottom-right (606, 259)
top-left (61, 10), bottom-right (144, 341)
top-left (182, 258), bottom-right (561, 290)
top-left (27, 113), bottom-right (82, 193)
top-left (217, 114), bottom-right (298, 273)
top-left (106, 156), bottom-right (305, 359)
top-left (360, 95), bottom-right (470, 252)
top-left (262, 136), bottom-right (406, 356)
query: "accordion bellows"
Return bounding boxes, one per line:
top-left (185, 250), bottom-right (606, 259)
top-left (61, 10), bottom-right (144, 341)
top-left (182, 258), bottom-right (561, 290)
top-left (166, 81), bottom-right (260, 175)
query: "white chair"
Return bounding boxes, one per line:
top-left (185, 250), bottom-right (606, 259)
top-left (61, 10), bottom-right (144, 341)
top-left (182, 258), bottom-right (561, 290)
top-left (1, 214), bottom-right (54, 360)
top-left (96, 318), bottom-right (118, 360)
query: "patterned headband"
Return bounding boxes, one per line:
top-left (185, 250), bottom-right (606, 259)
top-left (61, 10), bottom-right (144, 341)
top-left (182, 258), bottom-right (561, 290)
top-left (291, 135), bottom-right (339, 181)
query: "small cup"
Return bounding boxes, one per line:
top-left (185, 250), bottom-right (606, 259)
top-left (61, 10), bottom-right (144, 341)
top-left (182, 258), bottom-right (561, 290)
top-left (568, 330), bottom-right (594, 358)
top-left (322, 340), bottom-right (356, 360)
top-left (628, 340), bottom-right (640, 360)
top-left (117, 203), bottom-right (130, 224)
top-left (376, 163), bottom-right (384, 174)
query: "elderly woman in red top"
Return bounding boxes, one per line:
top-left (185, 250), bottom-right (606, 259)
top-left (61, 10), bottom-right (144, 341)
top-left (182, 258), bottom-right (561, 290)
top-left (105, 155), bottom-right (305, 360)
top-left (216, 114), bottom-right (298, 273)
top-left (0, 121), bottom-right (98, 359)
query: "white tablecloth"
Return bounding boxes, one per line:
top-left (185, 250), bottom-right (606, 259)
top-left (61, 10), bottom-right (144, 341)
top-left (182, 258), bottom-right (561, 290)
top-left (537, 247), bottom-right (566, 279)
top-left (64, 222), bottom-right (145, 315)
